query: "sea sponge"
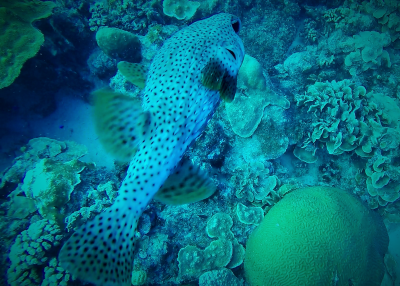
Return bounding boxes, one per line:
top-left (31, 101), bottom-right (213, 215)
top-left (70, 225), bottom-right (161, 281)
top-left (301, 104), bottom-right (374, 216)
top-left (21, 158), bottom-right (88, 221)
top-left (238, 55), bottom-right (266, 90)
top-left (0, 0), bottom-right (56, 89)
top-left (244, 186), bottom-right (389, 286)
top-left (163, 0), bottom-right (200, 20)
top-left (226, 54), bottom-right (289, 138)
top-left (0, 137), bottom-right (87, 189)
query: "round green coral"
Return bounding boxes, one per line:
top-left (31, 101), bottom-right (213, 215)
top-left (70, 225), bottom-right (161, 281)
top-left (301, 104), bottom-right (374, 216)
top-left (244, 186), bottom-right (389, 286)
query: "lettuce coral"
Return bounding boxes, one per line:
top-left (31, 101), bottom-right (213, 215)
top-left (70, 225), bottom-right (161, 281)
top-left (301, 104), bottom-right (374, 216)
top-left (177, 213), bottom-right (245, 281)
top-left (344, 31), bottom-right (392, 75)
top-left (364, 153), bottom-right (400, 208)
top-left (295, 79), bottom-right (388, 157)
top-left (230, 161), bottom-right (280, 205)
top-left (360, 0), bottom-right (400, 48)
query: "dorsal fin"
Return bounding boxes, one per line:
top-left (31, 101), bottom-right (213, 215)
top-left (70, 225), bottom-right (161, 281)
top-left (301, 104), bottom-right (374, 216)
top-left (117, 61), bottom-right (148, 89)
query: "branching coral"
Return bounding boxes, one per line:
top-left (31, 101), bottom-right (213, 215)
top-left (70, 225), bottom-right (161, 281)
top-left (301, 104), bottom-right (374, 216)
top-left (42, 258), bottom-right (70, 286)
top-left (88, 0), bottom-right (162, 34)
top-left (7, 219), bottom-right (64, 286)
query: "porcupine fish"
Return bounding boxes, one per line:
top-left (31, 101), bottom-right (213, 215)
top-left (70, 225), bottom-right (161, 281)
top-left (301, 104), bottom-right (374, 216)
top-left (59, 13), bottom-right (245, 286)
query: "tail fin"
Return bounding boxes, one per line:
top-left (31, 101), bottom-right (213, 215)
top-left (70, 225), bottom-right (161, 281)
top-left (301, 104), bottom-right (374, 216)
top-left (59, 204), bottom-right (138, 286)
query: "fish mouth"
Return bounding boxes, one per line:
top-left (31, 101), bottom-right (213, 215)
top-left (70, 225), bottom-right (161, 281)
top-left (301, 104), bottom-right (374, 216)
top-left (231, 17), bottom-right (241, 33)
top-left (226, 48), bottom-right (236, 60)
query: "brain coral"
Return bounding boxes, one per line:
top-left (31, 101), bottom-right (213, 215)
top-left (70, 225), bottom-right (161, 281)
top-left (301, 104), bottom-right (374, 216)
top-left (244, 186), bottom-right (389, 286)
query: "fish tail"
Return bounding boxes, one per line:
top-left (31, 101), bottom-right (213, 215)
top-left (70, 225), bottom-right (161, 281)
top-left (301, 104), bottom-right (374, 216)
top-left (59, 202), bottom-right (139, 286)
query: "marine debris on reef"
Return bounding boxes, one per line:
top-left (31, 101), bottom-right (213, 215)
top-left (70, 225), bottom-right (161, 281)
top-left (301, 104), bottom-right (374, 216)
top-left (0, 0), bottom-right (400, 285)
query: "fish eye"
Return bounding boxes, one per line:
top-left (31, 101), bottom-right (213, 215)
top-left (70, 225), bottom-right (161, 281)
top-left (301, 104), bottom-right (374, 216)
top-left (231, 18), bottom-right (241, 33)
top-left (226, 48), bottom-right (236, 60)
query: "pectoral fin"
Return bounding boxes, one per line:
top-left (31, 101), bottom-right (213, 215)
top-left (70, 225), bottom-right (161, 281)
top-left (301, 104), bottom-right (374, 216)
top-left (154, 158), bottom-right (216, 205)
top-left (117, 61), bottom-right (147, 89)
top-left (93, 88), bottom-right (150, 161)
top-left (200, 57), bottom-right (237, 103)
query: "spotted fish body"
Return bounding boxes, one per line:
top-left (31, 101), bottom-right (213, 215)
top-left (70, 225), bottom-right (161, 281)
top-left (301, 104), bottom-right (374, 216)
top-left (59, 13), bottom-right (244, 286)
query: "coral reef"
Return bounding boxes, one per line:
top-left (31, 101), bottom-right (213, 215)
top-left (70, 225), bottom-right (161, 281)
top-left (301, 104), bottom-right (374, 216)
top-left (177, 213), bottom-right (245, 281)
top-left (7, 219), bottom-right (65, 286)
top-left (22, 158), bottom-right (89, 222)
top-left (1, 0), bottom-right (400, 285)
top-left (244, 186), bottom-right (389, 285)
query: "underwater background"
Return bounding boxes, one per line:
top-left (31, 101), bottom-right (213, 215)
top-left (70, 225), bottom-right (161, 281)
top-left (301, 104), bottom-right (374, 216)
top-left (0, 0), bottom-right (400, 285)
